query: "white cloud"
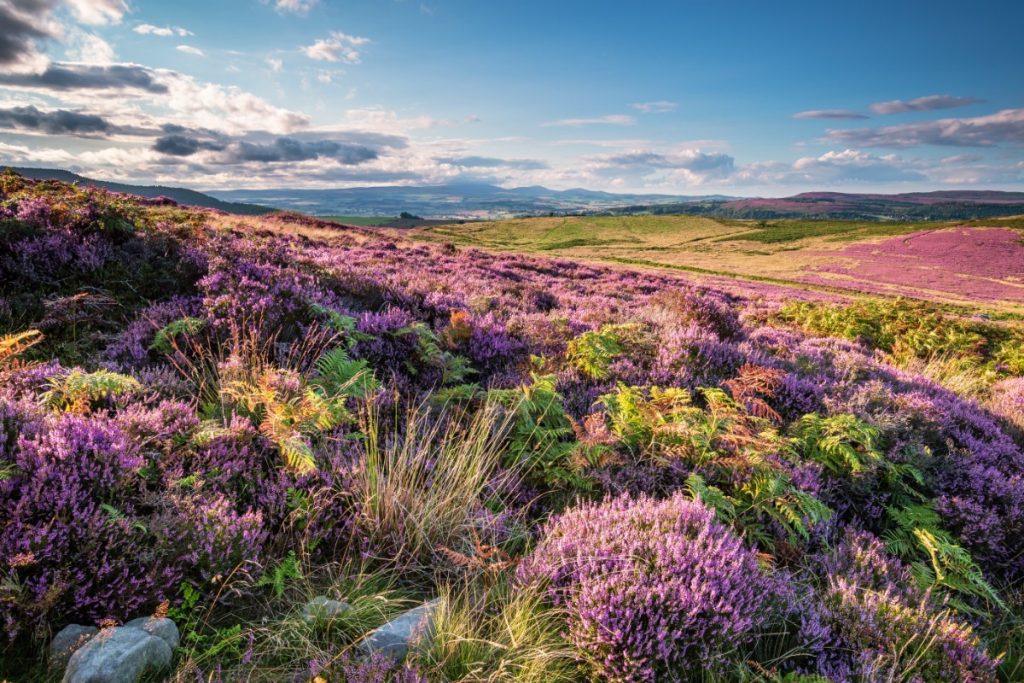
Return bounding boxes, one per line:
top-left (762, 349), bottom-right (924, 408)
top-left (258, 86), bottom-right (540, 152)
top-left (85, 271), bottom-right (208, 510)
top-left (134, 24), bottom-right (192, 37)
top-left (315, 108), bottom-right (445, 135)
top-left (630, 101), bottom-right (677, 113)
top-left (266, 57), bottom-right (283, 72)
top-left (273, 0), bottom-right (318, 14)
top-left (161, 73), bottom-right (309, 134)
top-left (870, 95), bottom-right (981, 115)
top-left (732, 149), bottom-right (927, 185)
top-left (176, 45), bottom-right (205, 57)
top-left (587, 147), bottom-right (736, 185)
top-left (793, 109), bottom-right (868, 120)
top-left (826, 108), bottom-right (1024, 148)
top-left (541, 114), bottom-right (636, 127)
top-left (65, 0), bottom-right (129, 26)
top-left (302, 32), bottom-right (370, 63)
top-left (0, 140), bottom-right (77, 165)
top-left (65, 31), bottom-right (116, 64)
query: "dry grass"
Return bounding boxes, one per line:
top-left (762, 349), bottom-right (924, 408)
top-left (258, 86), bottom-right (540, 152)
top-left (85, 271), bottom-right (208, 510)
top-left (411, 580), bottom-right (579, 683)
top-left (356, 400), bottom-right (521, 574)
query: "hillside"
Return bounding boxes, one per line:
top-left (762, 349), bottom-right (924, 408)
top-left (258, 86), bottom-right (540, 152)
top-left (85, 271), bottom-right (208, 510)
top-left (1, 175), bottom-right (1023, 682)
top-left (415, 213), bottom-right (1024, 314)
top-left (7, 167), bottom-right (274, 215)
top-left (616, 190), bottom-right (1024, 221)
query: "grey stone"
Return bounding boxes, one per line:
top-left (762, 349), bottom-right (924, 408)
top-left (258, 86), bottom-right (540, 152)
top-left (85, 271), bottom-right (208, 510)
top-left (49, 625), bottom-right (99, 669)
top-left (123, 617), bottom-right (180, 650)
top-left (62, 627), bottom-right (173, 683)
top-left (301, 595), bottom-right (351, 623)
top-left (358, 599), bottom-right (440, 660)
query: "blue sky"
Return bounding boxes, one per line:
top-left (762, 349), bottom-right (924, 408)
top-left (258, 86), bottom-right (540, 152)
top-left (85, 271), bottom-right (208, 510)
top-left (0, 0), bottom-right (1021, 193)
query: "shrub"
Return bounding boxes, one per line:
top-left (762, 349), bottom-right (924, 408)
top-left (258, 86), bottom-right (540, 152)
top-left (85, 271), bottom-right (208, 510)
top-left (804, 530), bottom-right (1000, 683)
top-left (821, 578), bottom-right (997, 682)
top-left (651, 288), bottom-right (742, 341)
top-left (774, 298), bottom-right (1023, 381)
top-left (518, 493), bottom-right (771, 681)
top-left (0, 413), bottom-right (180, 642)
top-left (989, 377), bottom-right (1024, 433)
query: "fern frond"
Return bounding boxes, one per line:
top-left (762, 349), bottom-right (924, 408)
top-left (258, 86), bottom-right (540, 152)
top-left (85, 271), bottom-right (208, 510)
top-left (0, 329), bottom-right (42, 368)
top-left (278, 434), bottom-right (316, 474)
top-left (790, 413), bottom-right (881, 476)
top-left (685, 473), bottom-right (736, 523)
top-left (43, 369), bottom-right (141, 413)
top-left (149, 316), bottom-right (205, 355)
top-left (314, 347), bottom-right (380, 398)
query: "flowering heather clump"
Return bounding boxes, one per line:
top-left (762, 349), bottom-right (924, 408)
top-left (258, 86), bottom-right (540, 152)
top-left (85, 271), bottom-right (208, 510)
top-left (990, 377), bottom-right (1024, 432)
top-left (651, 288), bottom-right (743, 341)
top-left (822, 579), bottom-right (998, 682)
top-left (796, 530), bottom-right (999, 683)
top-left (199, 239), bottom-right (322, 333)
top-left (333, 651), bottom-right (427, 683)
top-left (0, 413), bottom-right (181, 642)
top-left (172, 494), bottom-right (267, 582)
top-left (518, 493), bottom-right (770, 681)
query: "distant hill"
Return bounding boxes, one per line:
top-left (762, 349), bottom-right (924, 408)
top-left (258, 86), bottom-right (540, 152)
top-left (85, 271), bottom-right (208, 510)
top-left (211, 183), bottom-right (1024, 222)
top-left (616, 190), bottom-right (1024, 221)
top-left (6, 167), bottom-right (274, 215)
top-left (209, 182), bottom-right (723, 219)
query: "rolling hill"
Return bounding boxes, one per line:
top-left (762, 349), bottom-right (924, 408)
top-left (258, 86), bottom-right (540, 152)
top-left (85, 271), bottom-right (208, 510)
top-left (6, 167), bottom-right (274, 215)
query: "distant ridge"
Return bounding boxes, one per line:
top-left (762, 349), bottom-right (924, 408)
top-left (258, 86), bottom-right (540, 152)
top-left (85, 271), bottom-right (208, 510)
top-left (209, 182), bottom-right (727, 218)
top-left (604, 190), bottom-right (1024, 221)
top-left (6, 167), bottom-right (274, 216)
top-left (709, 190), bottom-right (1024, 220)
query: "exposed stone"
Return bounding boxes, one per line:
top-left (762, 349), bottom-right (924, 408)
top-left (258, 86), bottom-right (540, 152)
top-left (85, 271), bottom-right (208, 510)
top-left (62, 626), bottom-right (173, 683)
top-left (301, 595), bottom-right (351, 623)
top-left (49, 625), bottom-right (99, 670)
top-left (358, 599), bottom-right (441, 660)
top-left (123, 616), bottom-right (180, 650)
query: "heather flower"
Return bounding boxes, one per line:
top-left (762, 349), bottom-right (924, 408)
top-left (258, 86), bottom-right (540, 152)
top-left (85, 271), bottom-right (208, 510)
top-left (0, 413), bottom-right (180, 641)
top-left (106, 295), bottom-right (203, 364)
top-left (989, 377), bottom-right (1024, 432)
top-left (650, 288), bottom-right (742, 341)
top-left (335, 651), bottom-right (427, 683)
top-left (821, 578), bottom-right (997, 682)
top-left (172, 494), bottom-right (267, 581)
top-left (518, 493), bottom-right (770, 681)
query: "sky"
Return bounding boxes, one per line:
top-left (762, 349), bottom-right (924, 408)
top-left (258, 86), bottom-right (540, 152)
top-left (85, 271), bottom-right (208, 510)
top-left (0, 0), bottom-right (1021, 195)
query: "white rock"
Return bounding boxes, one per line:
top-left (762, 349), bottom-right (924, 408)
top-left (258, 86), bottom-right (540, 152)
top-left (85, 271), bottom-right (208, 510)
top-left (62, 627), bottom-right (172, 683)
top-left (302, 595), bottom-right (351, 623)
top-left (49, 625), bottom-right (99, 669)
top-left (358, 599), bottom-right (440, 660)
top-left (123, 616), bottom-right (180, 650)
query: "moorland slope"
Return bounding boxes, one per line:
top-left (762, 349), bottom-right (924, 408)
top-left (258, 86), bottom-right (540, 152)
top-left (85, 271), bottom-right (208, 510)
top-left (1, 172), bottom-right (1023, 682)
